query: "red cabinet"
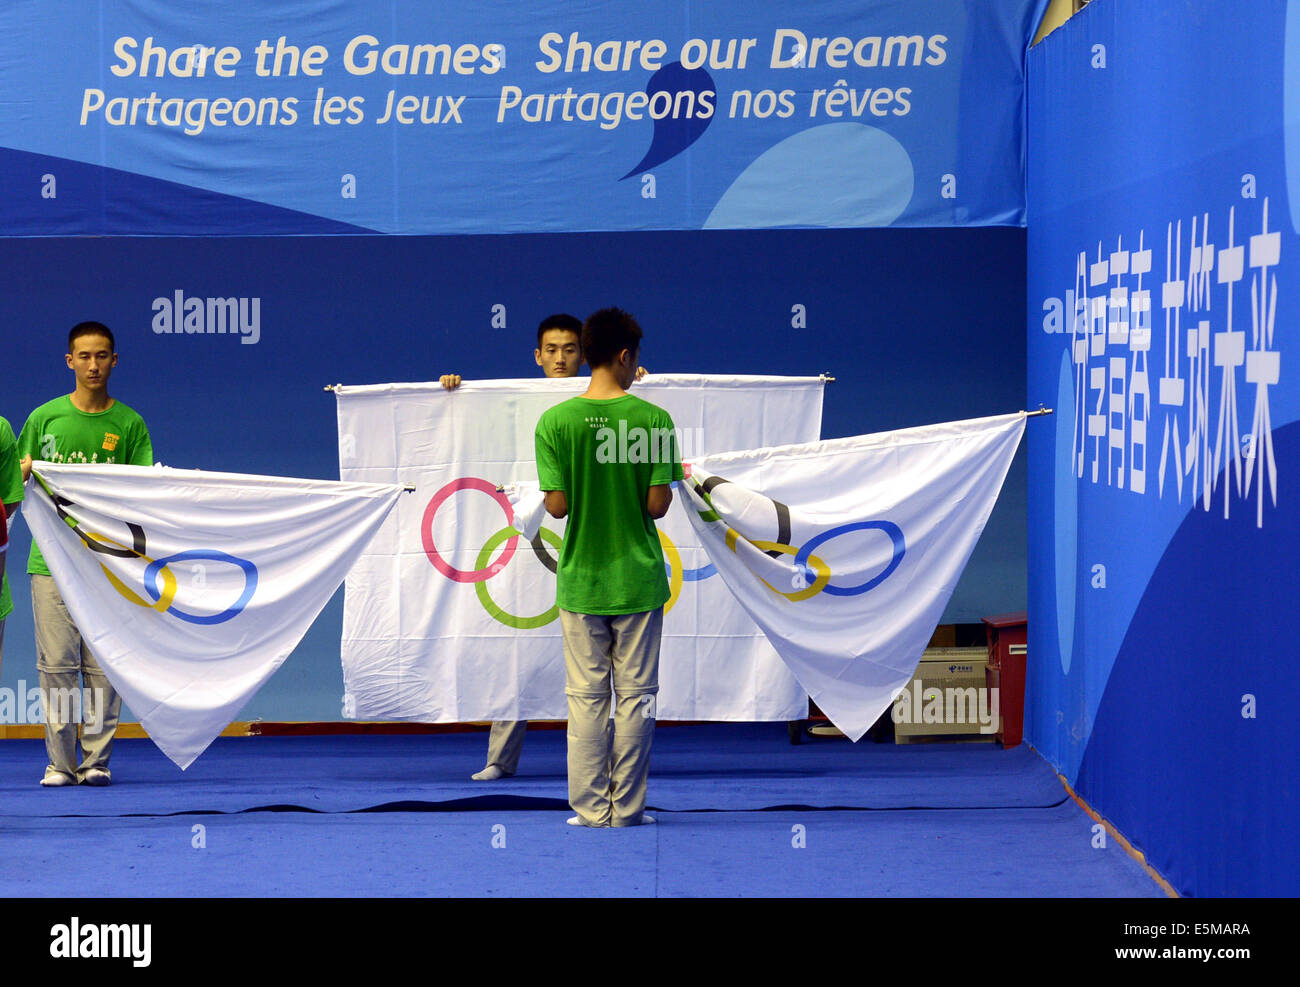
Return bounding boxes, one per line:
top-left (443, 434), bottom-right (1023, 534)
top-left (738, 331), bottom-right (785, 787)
top-left (983, 612), bottom-right (1027, 748)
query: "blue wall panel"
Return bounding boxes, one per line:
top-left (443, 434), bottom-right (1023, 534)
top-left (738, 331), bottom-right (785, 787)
top-left (1, 226), bottom-right (1027, 722)
top-left (1027, 0), bottom-right (1299, 895)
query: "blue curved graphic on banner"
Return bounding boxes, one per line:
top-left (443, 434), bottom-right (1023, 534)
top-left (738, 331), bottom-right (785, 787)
top-left (0, 146), bottom-right (376, 236)
top-left (703, 124), bottom-right (913, 230)
top-left (1286, 1), bottom-right (1300, 233)
top-left (1076, 420), bottom-right (1300, 896)
top-left (621, 62), bottom-right (715, 180)
top-left (1054, 349), bottom-right (1076, 675)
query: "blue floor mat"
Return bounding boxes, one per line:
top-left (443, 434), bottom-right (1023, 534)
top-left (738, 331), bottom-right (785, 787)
top-left (0, 726), bottom-right (1163, 896)
top-left (0, 724), bottom-right (1065, 817)
top-left (0, 804), bottom-right (1161, 897)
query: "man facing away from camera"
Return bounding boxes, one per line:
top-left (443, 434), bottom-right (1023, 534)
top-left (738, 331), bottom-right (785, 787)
top-left (535, 307), bottom-right (681, 827)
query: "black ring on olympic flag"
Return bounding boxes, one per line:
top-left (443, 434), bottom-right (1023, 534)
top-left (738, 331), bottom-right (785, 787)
top-left (769, 499), bottom-right (792, 559)
top-left (697, 476), bottom-right (790, 558)
top-left (531, 531), bottom-right (559, 574)
top-left (54, 495), bottom-right (146, 559)
top-left (700, 475), bottom-right (730, 496)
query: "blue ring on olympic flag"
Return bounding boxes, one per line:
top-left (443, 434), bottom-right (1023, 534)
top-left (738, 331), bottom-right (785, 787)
top-left (793, 521), bottom-right (905, 597)
top-left (665, 561), bottom-right (718, 581)
top-left (143, 550), bottom-right (259, 625)
top-left (681, 563), bottom-right (717, 581)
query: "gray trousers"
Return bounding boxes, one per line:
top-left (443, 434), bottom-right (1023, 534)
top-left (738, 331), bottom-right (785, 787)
top-left (31, 574), bottom-right (122, 782)
top-left (559, 608), bottom-right (662, 827)
top-left (485, 719), bottom-right (527, 774)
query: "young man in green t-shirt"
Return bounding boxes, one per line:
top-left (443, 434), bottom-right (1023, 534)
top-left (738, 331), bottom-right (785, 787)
top-left (18, 322), bottom-right (153, 787)
top-left (443, 314), bottom-right (647, 782)
top-left (0, 416), bottom-right (25, 672)
top-left (535, 307), bottom-right (682, 827)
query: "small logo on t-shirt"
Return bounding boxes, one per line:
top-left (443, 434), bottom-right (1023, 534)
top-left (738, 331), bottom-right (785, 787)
top-left (102, 432), bottom-right (120, 452)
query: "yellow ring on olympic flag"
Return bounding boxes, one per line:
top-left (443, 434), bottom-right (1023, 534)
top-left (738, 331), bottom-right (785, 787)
top-left (724, 529), bottom-right (832, 602)
top-left (657, 529), bottom-right (683, 614)
top-left (86, 533), bottom-right (179, 612)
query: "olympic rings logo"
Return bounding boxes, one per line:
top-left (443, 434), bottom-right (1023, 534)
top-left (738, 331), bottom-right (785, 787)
top-left (423, 476), bottom-right (697, 626)
top-left (422, 473), bottom-right (905, 626)
top-left (422, 477), bottom-right (570, 628)
top-left (53, 492), bottom-right (258, 625)
top-left (690, 474), bottom-right (906, 600)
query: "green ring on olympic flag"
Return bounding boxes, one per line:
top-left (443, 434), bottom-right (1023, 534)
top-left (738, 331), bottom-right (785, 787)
top-left (474, 526), bottom-right (565, 629)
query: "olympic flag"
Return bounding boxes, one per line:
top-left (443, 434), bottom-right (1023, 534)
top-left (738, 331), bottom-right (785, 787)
top-left (683, 413), bottom-right (1027, 741)
top-left (23, 463), bottom-right (404, 768)
top-left (334, 375), bottom-right (824, 722)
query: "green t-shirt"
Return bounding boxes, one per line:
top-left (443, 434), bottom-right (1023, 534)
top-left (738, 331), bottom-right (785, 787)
top-left (535, 393), bottom-right (684, 615)
top-left (0, 416), bottom-right (25, 620)
top-left (18, 395), bottom-right (153, 576)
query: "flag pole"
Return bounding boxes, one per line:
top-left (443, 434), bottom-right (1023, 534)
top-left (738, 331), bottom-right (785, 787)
top-left (1024, 405), bottom-right (1053, 417)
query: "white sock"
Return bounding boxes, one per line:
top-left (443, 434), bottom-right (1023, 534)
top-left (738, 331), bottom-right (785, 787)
top-left (471, 764), bottom-right (506, 781)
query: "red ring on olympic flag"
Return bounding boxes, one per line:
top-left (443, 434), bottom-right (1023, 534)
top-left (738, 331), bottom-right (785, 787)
top-left (422, 477), bottom-right (518, 583)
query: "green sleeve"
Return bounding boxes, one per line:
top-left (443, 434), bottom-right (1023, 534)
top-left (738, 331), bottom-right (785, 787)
top-left (128, 416), bottom-right (154, 466)
top-left (649, 410), bottom-right (684, 486)
top-left (0, 419), bottom-right (23, 505)
top-left (0, 419), bottom-right (18, 618)
top-left (535, 415), bottom-right (564, 491)
top-left (16, 410), bottom-right (39, 459)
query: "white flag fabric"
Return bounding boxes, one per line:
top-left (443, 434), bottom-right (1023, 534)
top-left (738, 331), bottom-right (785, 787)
top-left (682, 413), bottom-right (1027, 741)
top-left (335, 375), bottom-right (824, 722)
top-left (23, 463), bottom-right (403, 768)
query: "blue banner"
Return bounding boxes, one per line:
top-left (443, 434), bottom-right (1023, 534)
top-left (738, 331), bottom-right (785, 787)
top-left (0, 0), bottom-right (1042, 235)
top-left (1027, 0), bottom-right (1299, 896)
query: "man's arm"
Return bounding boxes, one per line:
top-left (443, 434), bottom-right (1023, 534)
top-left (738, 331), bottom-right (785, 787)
top-left (544, 489), bottom-right (568, 519)
top-left (128, 420), bottom-right (154, 467)
top-left (535, 411), bottom-right (567, 518)
top-left (646, 483), bottom-right (672, 519)
top-left (0, 418), bottom-right (25, 501)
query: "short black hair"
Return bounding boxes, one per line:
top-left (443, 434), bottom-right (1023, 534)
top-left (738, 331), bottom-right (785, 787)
top-left (536, 313), bottom-right (581, 348)
top-left (582, 308), bottom-right (642, 369)
top-left (68, 321), bottom-right (115, 353)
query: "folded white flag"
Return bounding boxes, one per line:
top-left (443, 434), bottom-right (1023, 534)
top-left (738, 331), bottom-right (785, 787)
top-left (682, 413), bottom-right (1027, 741)
top-left (503, 480), bottom-right (547, 540)
top-left (24, 463), bottom-right (403, 769)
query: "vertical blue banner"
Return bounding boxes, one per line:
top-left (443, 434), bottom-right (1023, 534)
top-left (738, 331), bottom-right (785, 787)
top-left (1027, 0), bottom-right (1299, 896)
